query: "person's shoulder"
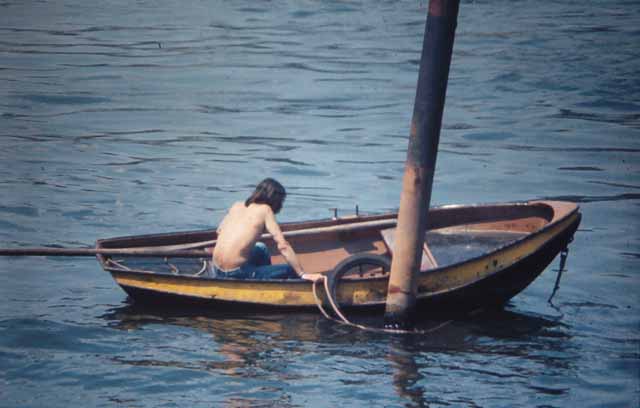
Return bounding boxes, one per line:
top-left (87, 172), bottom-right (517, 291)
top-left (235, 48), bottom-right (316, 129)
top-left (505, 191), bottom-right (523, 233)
top-left (248, 203), bottom-right (273, 216)
top-left (226, 202), bottom-right (247, 216)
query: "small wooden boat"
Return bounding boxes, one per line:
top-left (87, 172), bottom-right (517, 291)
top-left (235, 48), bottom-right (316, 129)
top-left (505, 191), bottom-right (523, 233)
top-left (97, 200), bottom-right (581, 316)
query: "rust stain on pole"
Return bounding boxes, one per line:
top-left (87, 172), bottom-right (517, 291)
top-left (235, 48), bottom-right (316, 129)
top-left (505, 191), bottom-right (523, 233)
top-left (384, 0), bottom-right (460, 329)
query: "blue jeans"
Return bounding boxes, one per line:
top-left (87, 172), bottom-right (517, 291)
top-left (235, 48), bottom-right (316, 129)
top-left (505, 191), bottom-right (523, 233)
top-left (211, 242), bottom-right (298, 280)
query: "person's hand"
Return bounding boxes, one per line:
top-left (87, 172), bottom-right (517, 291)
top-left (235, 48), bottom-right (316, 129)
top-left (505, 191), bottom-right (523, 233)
top-left (301, 272), bottom-right (324, 282)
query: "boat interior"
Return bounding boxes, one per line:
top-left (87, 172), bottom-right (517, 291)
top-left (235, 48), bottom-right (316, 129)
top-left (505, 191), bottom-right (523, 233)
top-left (100, 201), bottom-right (574, 280)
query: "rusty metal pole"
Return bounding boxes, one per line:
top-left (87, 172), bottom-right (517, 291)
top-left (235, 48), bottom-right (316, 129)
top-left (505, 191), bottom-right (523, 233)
top-left (384, 0), bottom-right (460, 329)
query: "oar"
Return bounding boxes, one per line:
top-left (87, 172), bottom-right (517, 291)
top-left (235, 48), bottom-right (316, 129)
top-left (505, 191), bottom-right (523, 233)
top-left (0, 246), bottom-right (210, 258)
top-left (0, 218), bottom-right (398, 258)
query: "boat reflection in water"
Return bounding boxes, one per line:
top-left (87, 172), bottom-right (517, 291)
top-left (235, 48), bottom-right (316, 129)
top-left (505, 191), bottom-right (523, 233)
top-left (101, 303), bottom-right (572, 406)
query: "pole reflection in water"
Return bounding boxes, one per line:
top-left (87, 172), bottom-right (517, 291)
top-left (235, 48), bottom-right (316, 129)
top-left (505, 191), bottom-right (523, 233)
top-left (388, 337), bottom-right (426, 406)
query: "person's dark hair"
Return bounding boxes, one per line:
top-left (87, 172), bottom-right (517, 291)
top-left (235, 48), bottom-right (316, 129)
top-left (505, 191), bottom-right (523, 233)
top-left (245, 178), bottom-right (286, 214)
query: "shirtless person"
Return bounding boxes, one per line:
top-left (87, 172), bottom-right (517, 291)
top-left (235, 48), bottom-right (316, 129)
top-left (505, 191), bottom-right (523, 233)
top-left (211, 178), bottom-right (320, 281)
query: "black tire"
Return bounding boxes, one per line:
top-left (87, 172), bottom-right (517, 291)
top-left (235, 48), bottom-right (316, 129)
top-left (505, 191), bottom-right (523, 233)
top-left (324, 253), bottom-right (391, 307)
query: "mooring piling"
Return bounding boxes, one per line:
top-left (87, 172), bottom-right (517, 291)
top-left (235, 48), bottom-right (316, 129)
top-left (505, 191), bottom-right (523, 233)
top-left (384, 0), bottom-right (461, 329)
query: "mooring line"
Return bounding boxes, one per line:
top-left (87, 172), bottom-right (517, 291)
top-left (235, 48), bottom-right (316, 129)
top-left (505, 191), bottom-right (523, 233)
top-left (548, 243), bottom-right (571, 304)
top-left (311, 276), bottom-right (453, 335)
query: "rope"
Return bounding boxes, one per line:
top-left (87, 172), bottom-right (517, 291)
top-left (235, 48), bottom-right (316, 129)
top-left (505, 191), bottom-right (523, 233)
top-left (164, 257), bottom-right (209, 277)
top-left (106, 258), bottom-right (132, 271)
top-left (548, 244), bottom-right (570, 304)
top-left (164, 257), bottom-right (180, 275)
top-left (311, 276), bottom-right (453, 334)
top-left (109, 257), bottom-right (209, 277)
top-left (193, 260), bottom-right (208, 277)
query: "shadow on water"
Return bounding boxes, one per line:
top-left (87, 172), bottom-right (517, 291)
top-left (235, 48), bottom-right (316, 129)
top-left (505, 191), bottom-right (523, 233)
top-left (99, 302), bottom-right (572, 406)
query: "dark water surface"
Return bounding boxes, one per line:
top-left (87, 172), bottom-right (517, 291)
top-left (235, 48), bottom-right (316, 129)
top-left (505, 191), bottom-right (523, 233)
top-left (1, 0), bottom-right (639, 406)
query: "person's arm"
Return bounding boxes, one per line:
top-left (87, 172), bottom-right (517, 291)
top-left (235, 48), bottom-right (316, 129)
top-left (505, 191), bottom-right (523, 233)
top-left (264, 208), bottom-right (305, 276)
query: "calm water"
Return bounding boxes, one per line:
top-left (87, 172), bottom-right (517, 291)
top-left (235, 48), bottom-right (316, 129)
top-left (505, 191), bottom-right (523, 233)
top-left (1, 0), bottom-right (639, 406)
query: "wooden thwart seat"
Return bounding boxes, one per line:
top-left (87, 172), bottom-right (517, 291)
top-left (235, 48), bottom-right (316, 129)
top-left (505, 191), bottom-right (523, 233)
top-left (380, 228), bottom-right (438, 271)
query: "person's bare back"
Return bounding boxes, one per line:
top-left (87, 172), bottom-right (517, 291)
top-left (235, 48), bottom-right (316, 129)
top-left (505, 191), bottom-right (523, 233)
top-left (211, 178), bottom-right (321, 281)
top-left (212, 202), bottom-right (269, 270)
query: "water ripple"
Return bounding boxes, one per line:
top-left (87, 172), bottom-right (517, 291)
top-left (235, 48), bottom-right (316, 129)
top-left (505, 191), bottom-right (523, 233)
top-left (552, 108), bottom-right (640, 129)
top-left (541, 193), bottom-right (640, 203)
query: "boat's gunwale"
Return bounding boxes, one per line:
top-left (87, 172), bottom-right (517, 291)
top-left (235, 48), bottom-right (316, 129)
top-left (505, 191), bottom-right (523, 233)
top-left (100, 201), bottom-right (579, 294)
